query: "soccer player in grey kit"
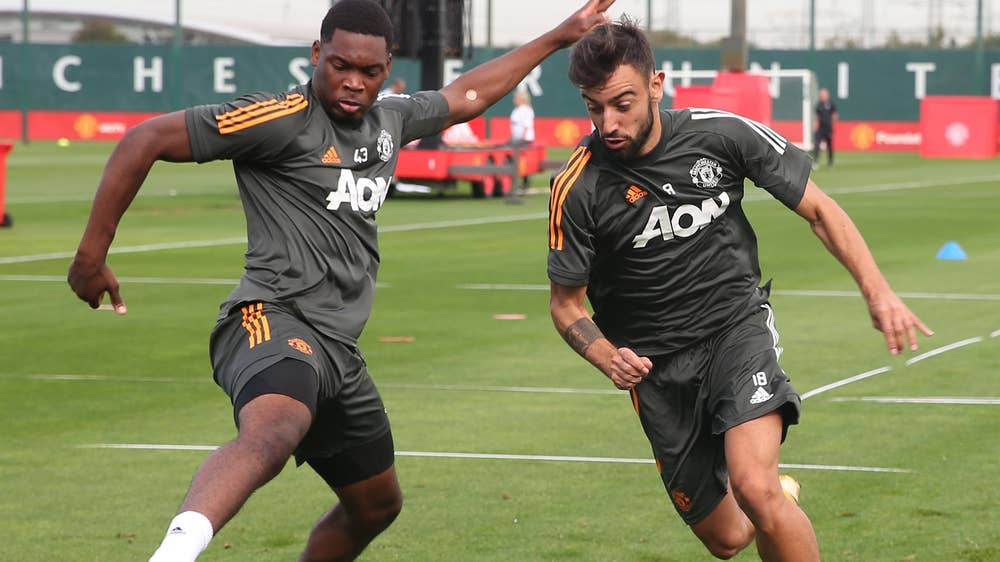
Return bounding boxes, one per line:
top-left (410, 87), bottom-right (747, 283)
top-left (67, 1), bottom-right (616, 560)
top-left (548, 19), bottom-right (933, 562)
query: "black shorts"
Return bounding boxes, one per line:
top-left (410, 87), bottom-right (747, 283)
top-left (629, 296), bottom-right (801, 525)
top-left (209, 301), bottom-right (391, 467)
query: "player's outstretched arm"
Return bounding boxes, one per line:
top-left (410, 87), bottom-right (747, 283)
top-left (550, 282), bottom-right (651, 389)
top-left (438, 0), bottom-right (614, 127)
top-left (67, 111), bottom-right (194, 315)
top-left (793, 179), bottom-right (934, 354)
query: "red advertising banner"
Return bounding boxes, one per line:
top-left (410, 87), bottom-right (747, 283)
top-left (1, 111), bottom-right (940, 155)
top-left (0, 110), bottom-right (161, 141)
top-left (919, 96), bottom-right (999, 159)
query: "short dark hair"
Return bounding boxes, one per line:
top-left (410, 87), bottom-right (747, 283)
top-left (320, 0), bottom-right (393, 52)
top-left (568, 17), bottom-right (654, 89)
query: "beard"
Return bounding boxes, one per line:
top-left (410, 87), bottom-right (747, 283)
top-left (604, 102), bottom-right (657, 162)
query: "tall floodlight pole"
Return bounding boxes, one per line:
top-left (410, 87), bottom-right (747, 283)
top-left (20, 0), bottom-right (29, 143)
top-left (720, 0), bottom-right (747, 71)
top-left (647, 0), bottom-right (652, 31)
top-left (172, 0), bottom-right (182, 109)
top-left (809, 0), bottom-right (816, 52)
top-left (974, 0), bottom-right (984, 92)
top-left (486, 0), bottom-right (493, 48)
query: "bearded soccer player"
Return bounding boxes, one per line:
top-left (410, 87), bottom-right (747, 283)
top-left (547, 18), bottom-right (932, 562)
top-left (67, 1), bottom-right (615, 560)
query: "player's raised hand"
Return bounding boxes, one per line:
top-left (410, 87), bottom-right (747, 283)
top-left (551, 0), bottom-right (615, 47)
top-left (866, 290), bottom-right (932, 355)
top-left (68, 257), bottom-right (127, 315)
top-left (608, 346), bottom-right (651, 390)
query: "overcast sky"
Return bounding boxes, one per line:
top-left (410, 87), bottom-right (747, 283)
top-left (2, 0), bottom-right (997, 48)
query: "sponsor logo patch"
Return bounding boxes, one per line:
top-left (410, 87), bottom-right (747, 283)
top-left (689, 157), bottom-right (723, 189)
top-left (671, 490), bottom-right (693, 512)
top-left (377, 129), bottom-right (394, 162)
top-left (625, 185), bottom-right (648, 204)
top-left (321, 146), bottom-right (341, 164)
top-left (288, 338), bottom-right (314, 355)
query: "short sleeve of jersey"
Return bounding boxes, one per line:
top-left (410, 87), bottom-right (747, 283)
top-left (185, 89), bottom-right (307, 164)
top-left (547, 146), bottom-right (597, 287)
top-left (375, 90), bottom-right (450, 145)
top-left (725, 117), bottom-right (812, 209)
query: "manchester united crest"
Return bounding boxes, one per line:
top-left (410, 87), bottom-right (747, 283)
top-left (377, 129), bottom-right (394, 162)
top-left (689, 157), bottom-right (723, 189)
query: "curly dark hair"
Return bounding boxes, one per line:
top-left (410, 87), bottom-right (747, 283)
top-left (568, 16), bottom-right (654, 89)
top-left (320, 0), bottom-right (393, 52)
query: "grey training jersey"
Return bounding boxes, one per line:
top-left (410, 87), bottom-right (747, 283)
top-left (186, 83), bottom-right (449, 343)
top-left (548, 108), bottom-right (812, 356)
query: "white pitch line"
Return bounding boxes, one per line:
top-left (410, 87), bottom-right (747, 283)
top-left (379, 213), bottom-right (546, 233)
top-left (78, 444), bottom-right (911, 473)
top-left (381, 382), bottom-right (622, 395)
top-left (456, 284), bottom-right (1000, 302)
top-left (801, 366), bottom-right (893, 400)
top-left (0, 238), bottom-right (247, 265)
top-left (832, 397), bottom-right (1000, 405)
top-left (0, 373), bottom-right (618, 395)
top-left (0, 274), bottom-right (390, 289)
top-left (0, 214), bottom-right (547, 265)
top-left (991, 330), bottom-right (1000, 339)
top-left (7, 373), bottom-right (209, 383)
top-left (740, 175), bottom-right (1000, 202)
top-left (904, 337), bottom-right (984, 366)
top-left (0, 274), bottom-right (239, 285)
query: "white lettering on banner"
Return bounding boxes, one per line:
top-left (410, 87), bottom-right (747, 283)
top-left (518, 65), bottom-right (543, 97)
top-left (749, 61), bottom-right (782, 98)
top-left (660, 61), bottom-right (695, 97)
top-left (54, 55), bottom-right (82, 92)
top-left (992, 63), bottom-right (1000, 99)
top-left (133, 56), bottom-right (163, 93)
top-left (444, 59), bottom-right (463, 86)
top-left (838, 62), bottom-right (850, 98)
top-left (905, 62), bottom-right (936, 99)
top-left (875, 131), bottom-right (922, 146)
top-left (288, 57), bottom-right (311, 89)
top-left (326, 170), bottom-right (392, 213)
top-left (214, 57), bottom-right (236, 94)
top-left (632, 193), bottom-right (730, 249)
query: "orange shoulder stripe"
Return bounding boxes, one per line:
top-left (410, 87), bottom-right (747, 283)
top-left (215, 93), bottom-right (304, 122)
top-left (216, 95), bottom-right (308, 135)
top-left (548, 147), bottom-right (591, 250)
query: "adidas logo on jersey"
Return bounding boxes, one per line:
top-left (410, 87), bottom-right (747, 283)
top-left (321, 146), bottom-right (342, 164)
top-left (750, 386), bottom-right (774, 405)
top-left (625, 185), bottom-right (648, 204)
top-left (632, 192), bottom-right (730, 248)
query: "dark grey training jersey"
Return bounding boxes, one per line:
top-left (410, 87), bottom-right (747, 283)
top-left (186, 84), bottom-right (449, 343)
top-left (548, 108), bottom-right (812, 356)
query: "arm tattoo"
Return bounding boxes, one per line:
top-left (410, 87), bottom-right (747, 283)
top-left (561, 317), bottom-right (605, 356)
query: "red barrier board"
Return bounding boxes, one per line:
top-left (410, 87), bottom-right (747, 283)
top-left (0, 142), bottom-right (12, 226)
top-left (919, 96), bottom-right (999, 159)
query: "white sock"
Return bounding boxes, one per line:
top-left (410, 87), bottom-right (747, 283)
top-left (148, 511), bottom-right (214, 562)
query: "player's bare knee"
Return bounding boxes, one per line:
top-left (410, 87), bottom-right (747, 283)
top-left (698, 535), bottom-right (745, 560)
top-left (695, 524), bottom-right (753, 559)
top-left (347, 491), bottom-right (402, 537)
top-left (731, 478), bottom-right (782, 529)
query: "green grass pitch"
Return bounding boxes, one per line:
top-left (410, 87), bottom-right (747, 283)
top-left (0, 141), bottom-right (998, 561)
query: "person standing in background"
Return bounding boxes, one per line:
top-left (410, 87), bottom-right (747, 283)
top-left (509, 89), bottom-right (536, 146)
top-left (509, 89), bottom-right (536, 190)
top-left (379, 76), bottom-right (407, 97)
top-left (811, 87), bottom-right (837, 169)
